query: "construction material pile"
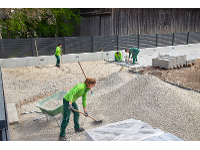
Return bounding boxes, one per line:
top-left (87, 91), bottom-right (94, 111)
top-left (81, 73), bottom-right (200, 141)
top-left (152, 54), bottom-right (195, 69)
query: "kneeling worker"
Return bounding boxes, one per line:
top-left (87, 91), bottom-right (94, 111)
top-left (125, 48), bottom-right (140, 64)
top-left (115, 51), bottom-right (122, 61)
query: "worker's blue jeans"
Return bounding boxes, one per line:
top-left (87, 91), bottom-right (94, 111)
top-left (55, 55), bottom-right (60, 66)
top-left (60, 99), bottom-right (80, 137)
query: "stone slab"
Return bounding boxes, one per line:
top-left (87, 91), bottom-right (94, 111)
top-left (6, 103), bottom-right (19, 125)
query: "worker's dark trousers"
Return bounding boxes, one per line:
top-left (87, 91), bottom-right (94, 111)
top-left (133, 52), bottom-right (139, 64)
top-left (55, 55), bottom-right (60, 66)
top-left (115, 56), bottom-right (121, 61)
top-left (59, 99), bottom-right (80, 137)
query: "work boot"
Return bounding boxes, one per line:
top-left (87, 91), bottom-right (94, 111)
top-left (75, 127), bottom-right (85, 133)
top-left (58, 135), bottom-right (68, 141)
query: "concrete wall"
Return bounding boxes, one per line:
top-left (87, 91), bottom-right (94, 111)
top-left (0, 43), bottom-right (199, 68)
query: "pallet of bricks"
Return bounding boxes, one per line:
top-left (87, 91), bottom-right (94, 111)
top-left (152, 54), bottom-right (195, 70)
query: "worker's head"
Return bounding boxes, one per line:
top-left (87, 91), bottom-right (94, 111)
top-left (85, 78), bottom-right (96, 89)
top-left (116, 52), bottom-right (119, 55)
top-left (58, 43), bottom-right (62, 47)
top-left (125, 49), bottom-right (129, 53)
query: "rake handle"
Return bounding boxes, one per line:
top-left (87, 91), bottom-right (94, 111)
top-left (78, 61), bottom-right (87, 79)
top-left (69, 107), bottom-right (97, 121)
top-left (78, 61), bottom-right (93, 94)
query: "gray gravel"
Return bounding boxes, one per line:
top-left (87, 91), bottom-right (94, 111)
top-left (2, 61), bottom-right (121, 106)
top-left (2, 61), bottom-right (200, 141)
top-left (89, 74), bottom-right (200, 141)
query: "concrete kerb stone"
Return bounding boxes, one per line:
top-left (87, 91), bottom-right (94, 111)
top-left (84, 52), bottom-right (103, 61)
top-left (7, 103), bottom-right (19, 125)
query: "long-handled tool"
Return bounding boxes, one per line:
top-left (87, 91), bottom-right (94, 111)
top-left (69, 108), bottom-right (103, 124)
top-left (61, 49), bottom-right (63, 65)
top-left (78, 61), bottom-right (94, 96)
top-left (34, 39), bottom-right (39, 64)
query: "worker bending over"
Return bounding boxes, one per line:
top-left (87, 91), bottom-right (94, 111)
top-left (125, 48), bottom-right (140, 64)
top-left (59, 78), bottom-right (96, 141)
top-left (115, 51), bottom-right (122, 61)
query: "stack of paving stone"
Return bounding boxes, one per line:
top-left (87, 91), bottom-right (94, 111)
top-left (152, 54), bottom-right (195, 69)
top-left (186, 59), bottom-right (196, 66)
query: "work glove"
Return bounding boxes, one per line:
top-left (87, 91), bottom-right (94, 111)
top-left (84, 111), bottom-right (88, 117)
top-left (69, 104), bottom-right (74, 111)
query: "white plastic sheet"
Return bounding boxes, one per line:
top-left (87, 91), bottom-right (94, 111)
top-left (85, 118), bottom-right (167, 141)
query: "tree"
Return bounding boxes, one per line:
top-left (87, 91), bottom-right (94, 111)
top-left (0, 8), bottom-right (82, 39)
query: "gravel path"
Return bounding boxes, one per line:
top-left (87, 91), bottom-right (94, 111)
top-left (2, 61), bottom-right (200, 141)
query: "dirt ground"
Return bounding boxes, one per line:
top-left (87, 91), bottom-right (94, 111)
top-left (138, 58), bottom-right (200, 92)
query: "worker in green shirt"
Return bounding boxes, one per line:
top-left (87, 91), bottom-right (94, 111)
top-left (55, 43), bottom-right (62, 67)
top-left (125, 48), bottom-right (140, 64)
top-left (59, 78), bottom-right (96, 141)
top-left (115, 52), bottom-right (122, 61)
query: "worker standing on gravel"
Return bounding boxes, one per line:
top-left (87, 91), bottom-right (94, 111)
top-left (59, 78), bottom-right (96, 141)
top-left (115, 52), bottom-right (122, 61)
top-left (55, 43), bottom-right (62, 67)
top-left (125, 48), bottom-right (140, 64)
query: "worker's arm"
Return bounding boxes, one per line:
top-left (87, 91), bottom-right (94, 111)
top-left (115, 53), bottom-right (119, 61)
top-left (83, 107), bottom-right (86, 111)
top-left (69, 101), bottom-right (74, 110)
top-left (68, 84), bottom-right (80, 110)
top-left (82, 91), bottom-right (88, 116)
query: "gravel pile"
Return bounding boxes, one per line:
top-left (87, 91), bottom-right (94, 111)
top-left (2, 61), bottom-right (121, 106)
top-left (2, 61), bottom-right (200, 141)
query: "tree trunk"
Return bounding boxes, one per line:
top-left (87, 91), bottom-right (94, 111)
top-left (7, 29), bottom-right (12, 39)
top-left (0, 30), bottom-right (2, 39)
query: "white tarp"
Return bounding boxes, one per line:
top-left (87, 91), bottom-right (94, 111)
top-left (85, 118), bottom-right (167, 141)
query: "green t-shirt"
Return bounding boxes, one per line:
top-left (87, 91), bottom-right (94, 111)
top-left (115, 52), bottom-right (122, 61)
top-left (63, 83), bottom-right (89, 108)
top-left (129, 48), bottom-right (140, 58)
top-left (55, 46), bottom-right (62, 56)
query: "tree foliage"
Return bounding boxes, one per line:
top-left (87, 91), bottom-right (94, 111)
top-left (0, 8), bottom-right (81, 39)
